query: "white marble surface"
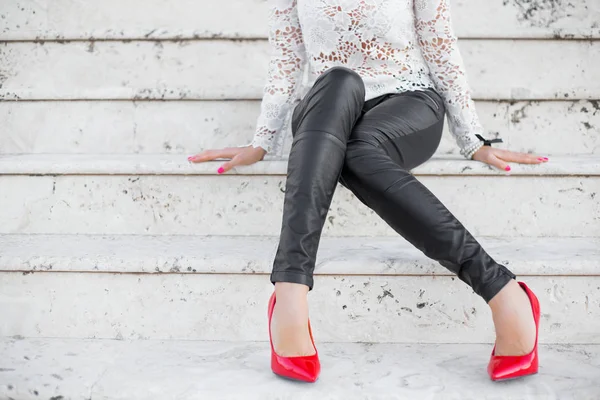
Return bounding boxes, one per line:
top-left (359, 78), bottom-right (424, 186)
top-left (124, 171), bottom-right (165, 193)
top-left (2, 101), bottom-right (599, 157)
top-left (0, 338), bottom-right (599, 400)
top-left (1, 154), bottom-right (599, 176)
top-left (1, 0), bottom-right (598, 40)
top-left (2, 41), bottom-right (599, 101)
top-left (1, 273), bottom-right (598, 343)
top-left (0, 234), bottom-right (598, 276)
top-left (1, 174), bottom-right (598, 237)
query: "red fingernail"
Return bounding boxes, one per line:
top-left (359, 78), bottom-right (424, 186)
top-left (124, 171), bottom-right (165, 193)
top-left (537, 157), bottom-right (544, 161)
top-left (187, 156), bottom-right (193, 161)
top-left (217, 167), bottom-right (225, 174)
top-left (543, 157), bottom-right (549, 161)
top-left (505, 166), bottom-right (511, 171)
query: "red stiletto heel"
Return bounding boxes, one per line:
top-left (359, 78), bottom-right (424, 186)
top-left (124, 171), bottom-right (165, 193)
top-left (488, 281), bottom-right (540, 381)
top-left (268, 292), bottom-right (321, 382)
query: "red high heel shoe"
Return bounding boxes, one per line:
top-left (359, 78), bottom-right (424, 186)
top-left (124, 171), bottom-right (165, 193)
top-left (268, 292), bottom-right (320, 382)
top-left (488, 281), bottom-right (540, 381)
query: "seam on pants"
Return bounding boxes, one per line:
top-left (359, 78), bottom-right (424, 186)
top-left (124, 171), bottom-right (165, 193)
top-left (294, 129), bottom-right (347, 149)
top-left (382, 174), bottom-right (416, 194)
top-left (374, 118), bottom-right (444, 193)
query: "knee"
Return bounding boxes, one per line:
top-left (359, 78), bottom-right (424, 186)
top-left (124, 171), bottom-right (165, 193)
top-left (319, 67), bottom-right (365, 97)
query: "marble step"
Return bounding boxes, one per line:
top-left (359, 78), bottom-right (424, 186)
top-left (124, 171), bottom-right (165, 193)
top-left (0, 235), bottom-right (598, 343)
top-left (1, 154), bottom-right (599, 237)
top-left (1, 234), bottom-right (598, 275)
top-left (2, 0), bottom-right (598, 40)
top-left (2, 100), bottom-right (599, 156)
top-left (1, 338), bottom-right (599, 400)
top-left (2, 40), bottom-right (598, 101)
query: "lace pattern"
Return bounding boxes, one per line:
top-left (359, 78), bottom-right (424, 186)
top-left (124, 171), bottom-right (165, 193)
top-left (251, 0), bottom-right (306, 154)
top-left (413, 0), bottom-right (485, 157)
top-left (251, 0), bottom-right (486, 159)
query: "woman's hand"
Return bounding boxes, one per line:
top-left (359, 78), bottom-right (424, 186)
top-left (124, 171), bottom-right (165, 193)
top-left (188, 146), bottom-right (267, 174)
top-left (472, 146), bottom-right (549, 172)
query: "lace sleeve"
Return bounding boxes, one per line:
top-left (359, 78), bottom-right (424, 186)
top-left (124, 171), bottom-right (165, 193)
top-left (413, 0), bottom-right (484, 159)
top-left (244, 0), bottom-right (306, 155)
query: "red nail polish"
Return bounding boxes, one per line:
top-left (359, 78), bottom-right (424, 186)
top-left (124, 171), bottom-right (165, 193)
top-left (505, 166), bottom-right (511, 171)
top-left (543, 157), bottom-right (549, 161)
top-left (537, 157), bottom-right (544, 161)
top-left (187, 156), bottom-right (193, 161)
top-left (217, 167), bottom-right (225, 174)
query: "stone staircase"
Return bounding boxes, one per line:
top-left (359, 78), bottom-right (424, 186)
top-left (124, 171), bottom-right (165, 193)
top-left (1, 0), bottom-right (599, 399)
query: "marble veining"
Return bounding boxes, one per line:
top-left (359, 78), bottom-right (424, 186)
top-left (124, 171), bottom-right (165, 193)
top-left (1, 338), bottom-right (599, 400)
top-left (1, 234), bottom-right (598, 275)
top-left (1, 274), bottom-right (599, 344)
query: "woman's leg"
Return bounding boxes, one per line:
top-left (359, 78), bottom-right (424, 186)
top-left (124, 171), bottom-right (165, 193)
top-left (340, 89), bottom-right (536, 356)
top-left (270, 66), bottom-right (366, 356)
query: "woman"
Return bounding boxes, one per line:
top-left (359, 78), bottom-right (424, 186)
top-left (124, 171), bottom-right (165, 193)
top-left (189, 0), bottom-right (546, 383)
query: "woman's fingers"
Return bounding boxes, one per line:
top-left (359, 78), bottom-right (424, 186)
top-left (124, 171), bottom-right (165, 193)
top-left (188, 146), bottom-right (266, 174)
top-left (485, 152), bottom-right (512, 172)
top-left (473, 146), bottom-right (509, 171)
top-left (493, 148), bottom-right (549, 164)
top-left (188, 147), bottom-right (243, 163)
top-left (217, 146), bottom-right (267, 174)
top-left (217, 151), bottom-right (251, 174)
top-left (473, 146), bottom-right (549, 172)
top-left (217, 158), bottom-right (238, 174)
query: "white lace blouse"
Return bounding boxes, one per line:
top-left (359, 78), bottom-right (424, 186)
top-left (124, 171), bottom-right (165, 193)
top-left (247, 0), bottom-right (485, 159)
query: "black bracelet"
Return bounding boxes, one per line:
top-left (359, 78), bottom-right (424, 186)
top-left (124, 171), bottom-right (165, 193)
top-left (475, 134), bottom-right (503, 147)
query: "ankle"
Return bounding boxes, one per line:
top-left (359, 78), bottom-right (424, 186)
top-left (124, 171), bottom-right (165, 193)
top-left (273, 282), bottom-right (310, 323)
top-left (488, 279), bottom-right (517, 306)
top-left (275, 281), bottom-right (310, 295)
top-left (275, 282), bottom-right (309, 304)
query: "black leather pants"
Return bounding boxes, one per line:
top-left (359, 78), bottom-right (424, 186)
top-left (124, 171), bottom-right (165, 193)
top-left (270, 67), bottom-right (515, 303)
